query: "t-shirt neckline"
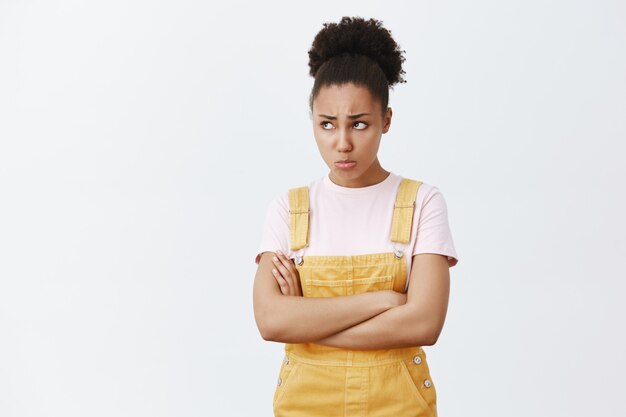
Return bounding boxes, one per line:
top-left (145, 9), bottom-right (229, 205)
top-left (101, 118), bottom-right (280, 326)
top-left (322, 171), bottom-right (397, 195)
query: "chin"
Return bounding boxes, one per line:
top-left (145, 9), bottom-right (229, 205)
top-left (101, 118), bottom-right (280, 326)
top-left (332, 169), bottom-right (362, 180)
top-left (332, 167), bottom-right (353, 174)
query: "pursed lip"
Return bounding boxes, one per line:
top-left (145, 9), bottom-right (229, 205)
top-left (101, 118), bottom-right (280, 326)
top-left (334, 160), bottom-right (357, 170)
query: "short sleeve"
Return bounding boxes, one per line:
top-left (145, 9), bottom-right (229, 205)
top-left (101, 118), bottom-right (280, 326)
top-left (254, 192), bottom-right (291, 264)
top-left (412, 186), bottom-right (459, 267)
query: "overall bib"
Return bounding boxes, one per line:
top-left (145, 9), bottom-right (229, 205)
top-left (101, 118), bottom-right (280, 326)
top-left (273, 178), bottom-right (438, 417)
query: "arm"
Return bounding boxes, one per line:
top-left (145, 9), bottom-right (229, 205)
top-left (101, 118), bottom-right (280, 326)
top-left (313, 253), bottom-right (451, 349)
top-left (252, 251), bottom-right (406, 343)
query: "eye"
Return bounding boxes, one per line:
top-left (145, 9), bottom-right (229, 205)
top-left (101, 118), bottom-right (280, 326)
top-left (320, 121), bottom-right (333, 130)
top-left (353, 121), bottom-right (368, 130)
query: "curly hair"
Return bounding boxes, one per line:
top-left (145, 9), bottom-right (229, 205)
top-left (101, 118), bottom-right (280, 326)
top-left (307, 16), bottom-right (406, 114)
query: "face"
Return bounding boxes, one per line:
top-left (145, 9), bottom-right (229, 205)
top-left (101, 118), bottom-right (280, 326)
top-left (311, 83), bottom-right (392, 188)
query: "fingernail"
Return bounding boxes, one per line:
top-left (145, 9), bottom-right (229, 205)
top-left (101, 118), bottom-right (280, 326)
top-left (273, 256), bottom-right (278, 261)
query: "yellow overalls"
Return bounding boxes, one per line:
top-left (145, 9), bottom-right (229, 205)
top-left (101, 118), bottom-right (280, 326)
top-left (273, 178), bottom-right (438, 417)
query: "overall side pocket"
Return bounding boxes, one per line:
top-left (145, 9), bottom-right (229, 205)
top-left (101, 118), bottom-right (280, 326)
top-left (399, 353), bottom-right (438, 417)
top-left (273, 356), bottom-right (300, 410)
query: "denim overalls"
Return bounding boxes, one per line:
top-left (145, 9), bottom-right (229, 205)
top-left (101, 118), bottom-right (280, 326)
top-left (273, 178), bottom-right (438, 417)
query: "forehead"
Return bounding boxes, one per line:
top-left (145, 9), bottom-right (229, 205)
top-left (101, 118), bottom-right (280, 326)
top-left (312, 83), bottom-right (381, 114)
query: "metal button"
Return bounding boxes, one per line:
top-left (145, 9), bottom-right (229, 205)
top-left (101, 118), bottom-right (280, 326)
top-left (277, 377), bottom-right (282, 386)
top-left (394, 249), bottom-right (404, 259)
top-left (295, 255), bottom-right (303, 265)
top-left (413, 355), bottom-right (422, 364)
top-left (283, 355), bottom-right (289, 365)
top-left (424, 379), bottom-right (432, 388)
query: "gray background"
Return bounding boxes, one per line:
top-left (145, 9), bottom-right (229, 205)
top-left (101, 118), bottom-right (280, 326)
top-left (1, 0), bottom-right (625, 416)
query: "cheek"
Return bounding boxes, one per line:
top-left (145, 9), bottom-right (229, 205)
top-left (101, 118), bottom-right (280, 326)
top-left (362, 134), bottom-right (382, 154)
top-left (313, 137), bottom-right (331, 156)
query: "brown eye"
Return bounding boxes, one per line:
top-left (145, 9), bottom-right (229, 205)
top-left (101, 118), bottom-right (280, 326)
top-left (354, 122), bottom-right (367, 130)
top-left (321, 121), bottom-right (333, 130)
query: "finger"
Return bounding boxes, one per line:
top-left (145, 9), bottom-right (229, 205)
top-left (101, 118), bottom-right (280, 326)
top-left (273, 256), bottom-right (294, 295)
top-left (276, 252), bottom-right (302, 296)
top-left (272, 256), bottom-right (291, 279)
top-left (272, 259), bottom-right (293, 295)
top-left (295, 276), bottom-right (303, 296)
top-left (274, 259), bottom-right (298, 295)
top-left (272, 268), bottom-right (289, 295)
top-left (277, 252), bottom-right (300, 296)
top-left (276, 251), bottom-right (297, 275)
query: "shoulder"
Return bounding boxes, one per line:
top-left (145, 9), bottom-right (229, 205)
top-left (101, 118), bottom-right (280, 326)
top-left (266, 176), bottom-right (322, 215)
top-left (397, 176), bottom-right (443, 205)
top-left (418, 183), bottom-right (446, 207)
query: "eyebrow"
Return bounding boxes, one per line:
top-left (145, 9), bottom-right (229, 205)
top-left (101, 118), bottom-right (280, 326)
top-left (317, 113), bottom-right (371, 120)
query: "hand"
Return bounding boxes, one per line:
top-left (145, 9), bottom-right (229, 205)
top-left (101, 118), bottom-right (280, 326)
top-left (271, 250), bottom-right (303, 296)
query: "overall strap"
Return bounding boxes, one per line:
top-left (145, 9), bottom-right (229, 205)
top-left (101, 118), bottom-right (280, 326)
top-left (288, 186), bottom-right (310, 251)
top-left (390, 178), bottom-right (423, 244)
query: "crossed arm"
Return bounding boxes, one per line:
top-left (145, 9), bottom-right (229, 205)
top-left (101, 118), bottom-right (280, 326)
top-left (252, 250), bottom-right (450, 349)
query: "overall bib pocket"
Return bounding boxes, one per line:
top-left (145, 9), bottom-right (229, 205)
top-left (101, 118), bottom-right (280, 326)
top-left (305, 275), bottom-right (394, 297)
top-left (353, 275), bottom-right (394, 293)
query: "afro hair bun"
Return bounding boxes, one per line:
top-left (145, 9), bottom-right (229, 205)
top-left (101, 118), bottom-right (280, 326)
top-left (308, 16), bottom-right (406, 86)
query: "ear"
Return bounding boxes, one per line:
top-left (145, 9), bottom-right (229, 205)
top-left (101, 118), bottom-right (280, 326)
top-left (382, 107), bottom-right (392, 133)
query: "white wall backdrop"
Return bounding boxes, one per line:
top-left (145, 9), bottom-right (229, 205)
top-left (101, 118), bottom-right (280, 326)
top-left (1, 1), bottom-right (625, 416)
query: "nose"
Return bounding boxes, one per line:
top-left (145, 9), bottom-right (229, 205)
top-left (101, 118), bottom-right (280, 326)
top-left (337, 126), bottom-right (353, 153)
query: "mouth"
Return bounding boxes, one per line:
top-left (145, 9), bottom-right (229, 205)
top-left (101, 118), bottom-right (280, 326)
top-left (335, 160), bottom-right (357, 170)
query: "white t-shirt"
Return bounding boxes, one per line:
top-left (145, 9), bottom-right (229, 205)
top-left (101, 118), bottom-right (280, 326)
top-left (255, 171), bottom-right (459, 290)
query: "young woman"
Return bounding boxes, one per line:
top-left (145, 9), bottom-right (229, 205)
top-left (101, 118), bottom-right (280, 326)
top-left (253, 16), bottom-right (459, 417)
